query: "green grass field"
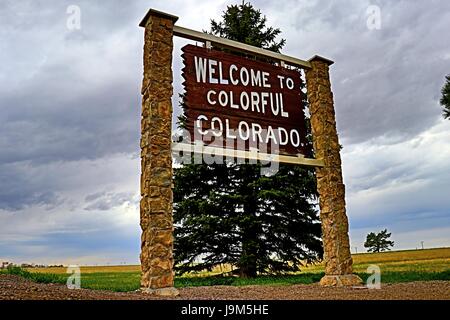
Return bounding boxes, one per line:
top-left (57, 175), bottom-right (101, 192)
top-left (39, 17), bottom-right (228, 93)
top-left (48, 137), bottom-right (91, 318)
top-left (2, 247), bottom-right (449, 292)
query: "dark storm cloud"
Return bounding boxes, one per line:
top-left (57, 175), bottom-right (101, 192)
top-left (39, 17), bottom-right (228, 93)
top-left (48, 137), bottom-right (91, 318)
top-left (0, 79), bottom-right (141, 164)
top-left (284, 0), bottom-right (450, 144)
top-left (0, 1), bottom-right (147, 209)
top-left (0, 161), bottom-right (64, 211)
top-left (0, 1), bottom-right (145, 166)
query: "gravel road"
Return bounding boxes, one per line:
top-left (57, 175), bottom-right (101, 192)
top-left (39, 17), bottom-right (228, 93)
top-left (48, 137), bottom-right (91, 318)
top-left (1, 274), bottom-right (448, 300)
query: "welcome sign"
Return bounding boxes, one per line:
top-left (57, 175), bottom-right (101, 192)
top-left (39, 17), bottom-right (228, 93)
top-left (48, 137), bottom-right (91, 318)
top-left (140, 9), bottom-right (362, 294)
top-left (182, 44), bottom-right (308, 155)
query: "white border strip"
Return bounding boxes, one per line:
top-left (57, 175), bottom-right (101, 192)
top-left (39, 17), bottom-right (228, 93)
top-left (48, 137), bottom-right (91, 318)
top-left (172, 143), bottom-right (324, 167)
top-left (173, 25), bottom-right (312, 69)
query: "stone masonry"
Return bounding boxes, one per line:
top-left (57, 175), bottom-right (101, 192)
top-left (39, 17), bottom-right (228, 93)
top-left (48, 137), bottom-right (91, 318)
top-left (305, 57), bottom-right (362, 286)
top-left (139, 10), bottom-right (179, 296)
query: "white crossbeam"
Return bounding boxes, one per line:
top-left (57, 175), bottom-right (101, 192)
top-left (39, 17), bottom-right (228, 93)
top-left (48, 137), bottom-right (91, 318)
top-left (172, 143), bottom-right (324, 167)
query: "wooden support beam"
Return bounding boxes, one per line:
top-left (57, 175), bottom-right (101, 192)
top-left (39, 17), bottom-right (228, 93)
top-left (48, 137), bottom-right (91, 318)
top-left (173, 25), bottom-right (312, 69)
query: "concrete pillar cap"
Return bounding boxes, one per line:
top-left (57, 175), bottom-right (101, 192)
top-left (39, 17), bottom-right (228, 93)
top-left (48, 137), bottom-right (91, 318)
top-left (308, 55), bottom-right (334, 66)
top-left (139, 8), bottom-right (179, 27)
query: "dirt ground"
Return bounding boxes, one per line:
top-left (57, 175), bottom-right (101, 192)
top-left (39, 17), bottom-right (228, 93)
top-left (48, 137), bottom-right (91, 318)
top-left (0, 274), bottom-right (448, 300)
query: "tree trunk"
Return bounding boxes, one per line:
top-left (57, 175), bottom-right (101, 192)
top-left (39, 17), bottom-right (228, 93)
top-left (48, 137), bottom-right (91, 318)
top-left (239, 263), bottom-right (257, 278)
top-left (239, 183), bottom-right (259, 277)
top-left (239, 233), bottom-right (258, 278)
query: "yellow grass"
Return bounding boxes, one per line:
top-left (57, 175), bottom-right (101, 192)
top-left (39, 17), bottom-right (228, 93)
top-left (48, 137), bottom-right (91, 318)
top-left (352, 247), bottom-right (450, 264)
top-left (29, 265), bottom-right (141, 274)
top-left (27, 247), bottom-right (450, 275)
top-left (302, 247), bottom-right (450, 273)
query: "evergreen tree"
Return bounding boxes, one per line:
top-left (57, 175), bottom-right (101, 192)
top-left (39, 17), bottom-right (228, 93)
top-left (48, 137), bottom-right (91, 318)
top-left (440, 74), bottom-right (450, 119)
top-left (364, 229), bottom-right (394, 253)
top-left (173, 2), bottom-right (322, 278)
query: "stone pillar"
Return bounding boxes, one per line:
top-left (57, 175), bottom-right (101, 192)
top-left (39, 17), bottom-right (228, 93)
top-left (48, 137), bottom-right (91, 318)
top-left (305, 56), bottom-right (362, 287)
top-left (139, 9), bottom-right (179, 296)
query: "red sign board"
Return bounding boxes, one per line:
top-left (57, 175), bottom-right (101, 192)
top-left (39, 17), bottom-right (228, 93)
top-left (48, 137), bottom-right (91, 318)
top-left (182, 44), bottom-right (308, 155)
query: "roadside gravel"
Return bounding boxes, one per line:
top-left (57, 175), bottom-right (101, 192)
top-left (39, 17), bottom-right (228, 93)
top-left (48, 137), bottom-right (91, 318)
top-left (1, 274), bottom-right (448, 300)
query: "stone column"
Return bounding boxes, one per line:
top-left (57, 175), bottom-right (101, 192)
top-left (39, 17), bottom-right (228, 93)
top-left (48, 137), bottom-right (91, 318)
top-left (305, 56), bottom-right (362, 287)
top-left (139, 9), bottom-right (179, 296)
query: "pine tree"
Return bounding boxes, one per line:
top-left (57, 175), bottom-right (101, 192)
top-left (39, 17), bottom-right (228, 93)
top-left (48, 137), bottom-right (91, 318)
top-left (364, 229), bottom-right (394, 253)
top-left (440, 74), bottom-right (450, 119)
top-left (173, 2), bottom-right (322, 278)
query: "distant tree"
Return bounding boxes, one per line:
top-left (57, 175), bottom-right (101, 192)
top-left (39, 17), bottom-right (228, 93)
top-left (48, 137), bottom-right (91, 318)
top-left (364, 229), bottom-right (394, 253)
top-left (441, 74), bottom-right (450, 119)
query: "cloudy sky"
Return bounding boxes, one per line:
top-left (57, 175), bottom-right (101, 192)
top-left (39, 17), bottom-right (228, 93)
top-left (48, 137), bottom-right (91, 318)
top-left (1, 0), bottom-right (449, 265)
